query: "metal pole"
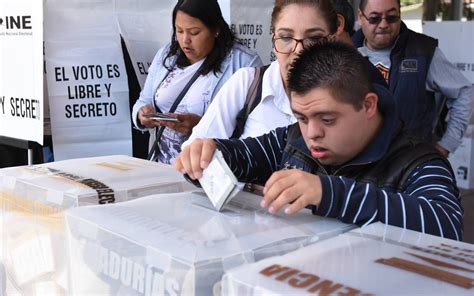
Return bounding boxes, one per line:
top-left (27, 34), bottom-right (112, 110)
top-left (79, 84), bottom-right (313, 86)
top-left (451, 0), bottom-right (463, 20)
top-left (28, 148), bottom-right (34, 165)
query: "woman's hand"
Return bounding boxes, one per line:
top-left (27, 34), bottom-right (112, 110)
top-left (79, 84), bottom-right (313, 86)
top-left (157, 113), bottom-right (201, 135)
top-left (137, 104), bottom-right (160, 128)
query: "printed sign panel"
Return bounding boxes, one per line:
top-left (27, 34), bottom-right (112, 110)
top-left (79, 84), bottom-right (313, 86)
top-left (0, 0), bottom-right (43, 144)
top-left (116, 0), bottom-right (176, 88)
top-left (45, 7), bottom-right (131, 160)
top-left (423, 21), bottom-right (474, 83)
top-left (218, 0), bottom-right (231, 23)
top-left (231, 0), bottom-right (274, 64)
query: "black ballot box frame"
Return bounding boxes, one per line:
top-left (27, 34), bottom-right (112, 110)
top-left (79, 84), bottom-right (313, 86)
top-left (0, 136), bottom-right (43, 167)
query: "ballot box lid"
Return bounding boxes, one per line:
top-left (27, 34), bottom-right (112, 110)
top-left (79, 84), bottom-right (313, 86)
top-left (66, 190), bottom-right (354, 266)
top-left (0, 155), bottom-right (191, 207)
top-left (222, 222), bottom-right (474, 295)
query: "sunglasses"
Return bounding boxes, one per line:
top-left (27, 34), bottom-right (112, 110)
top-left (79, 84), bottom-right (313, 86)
top-left (360, 10), bottom-right (400, 25)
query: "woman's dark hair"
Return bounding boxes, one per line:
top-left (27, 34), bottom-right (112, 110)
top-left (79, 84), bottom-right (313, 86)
top-left (163, 0), bottom-right (235, 75)
top-left (271, 0), bottom-right (339, 35)
top-left (332, 0), bottom-right (355, 36)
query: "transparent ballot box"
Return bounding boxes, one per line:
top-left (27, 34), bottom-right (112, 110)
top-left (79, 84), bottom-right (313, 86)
top-left (222, 222), bottom-right (474, 295)
top-left (65, 191), bottom-right (354, 295)
top-left (0, 155), bottom-right (193, 295)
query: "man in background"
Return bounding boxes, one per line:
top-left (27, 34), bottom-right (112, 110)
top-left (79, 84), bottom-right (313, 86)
top-left (353, 0), bottom-right (472, 157)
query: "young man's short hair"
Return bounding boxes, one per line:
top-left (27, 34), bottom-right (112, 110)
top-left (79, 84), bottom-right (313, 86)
top-left (287, 40), bottom-right (374, 110)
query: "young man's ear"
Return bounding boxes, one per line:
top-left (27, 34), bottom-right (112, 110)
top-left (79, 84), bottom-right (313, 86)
top-left (363, 92), bottom-right (379, 118)
top-left (336, 14), bottom-right (345, 36)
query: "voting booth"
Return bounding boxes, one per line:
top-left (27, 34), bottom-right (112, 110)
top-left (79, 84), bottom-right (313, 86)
top-left (0, 155), bottom-right (193, 295)
top-left (222, 222), bottom-right (474, 295)
top-left (423, 21), bottom-right (474, 189)
top-left (1, 0), bottom-right (275, 162)
top-left (65, 191), bottom-right (354, 295)
top-left (448, 125), bottom-right (474, 189)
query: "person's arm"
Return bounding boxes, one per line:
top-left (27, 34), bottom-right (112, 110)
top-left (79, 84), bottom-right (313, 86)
top-left (426, 48), bottom-right (473, 154)
top-left (175, 126), bottom-right (288, 183)
top-left (314, 159), bottom-right (463, 240)
top-left (229, 43), bottom-right (264, 70)
top-left (132, 46), bottom-right (168, 131)
top-left (214, 127), bottom-right (288, 184)
top-left (182, 68), bottom-right (255, 148)
top-left (210, 44), bottom-right (263, 99)
top-left (247, 52), bottom-right (264, 68)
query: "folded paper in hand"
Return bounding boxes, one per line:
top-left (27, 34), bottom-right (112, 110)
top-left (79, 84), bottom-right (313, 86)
top-left (199, 150), bottom-right (240, 211)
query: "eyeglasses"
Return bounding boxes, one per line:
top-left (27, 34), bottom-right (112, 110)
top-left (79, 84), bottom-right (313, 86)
top-left (272, 35), bottom-right (329, 54)
top-left (360, 10), bottom-right (400, 25)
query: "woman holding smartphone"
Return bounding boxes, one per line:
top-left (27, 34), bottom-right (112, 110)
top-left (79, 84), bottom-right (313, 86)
top-left (184, 0), bottom-right (344, 146)
top-left (132, 0), bottom-right (262, 164)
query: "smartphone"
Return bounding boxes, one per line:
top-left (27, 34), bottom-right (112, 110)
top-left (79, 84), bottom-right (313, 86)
top-left (145, 112), bottom-right (180, 122)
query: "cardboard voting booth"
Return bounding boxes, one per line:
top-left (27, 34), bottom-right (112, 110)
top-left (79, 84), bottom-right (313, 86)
top-left (222, 222), bottom-right (474, 295)
top-left (449, 125), bottom-right (474, 189)
top-left (0, 155), bottom-right (193, 295)
top-left (423, 22), bottom-right (474, 189)
top-left (65, 191), bottom-right (354, 295)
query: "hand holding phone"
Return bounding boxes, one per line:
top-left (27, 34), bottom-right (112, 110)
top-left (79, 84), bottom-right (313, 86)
top-left (144, 112), bottom-right (180, 122)
top-left (150, 112), bottom-right (201, 135)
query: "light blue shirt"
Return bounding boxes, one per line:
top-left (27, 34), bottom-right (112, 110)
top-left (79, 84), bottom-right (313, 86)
top-left (361, 45), bottom-right (472, 153)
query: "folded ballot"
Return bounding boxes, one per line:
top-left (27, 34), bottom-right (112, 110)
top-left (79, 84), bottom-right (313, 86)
top-left (198, 150), bottom-right (240, 211)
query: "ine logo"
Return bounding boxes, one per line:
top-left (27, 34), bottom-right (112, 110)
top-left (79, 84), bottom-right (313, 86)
top-left (0, 16), bottom-right (32, 30)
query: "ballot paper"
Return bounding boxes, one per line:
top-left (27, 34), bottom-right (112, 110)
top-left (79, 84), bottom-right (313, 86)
top-left (199, 150), bottom-right (240, 211)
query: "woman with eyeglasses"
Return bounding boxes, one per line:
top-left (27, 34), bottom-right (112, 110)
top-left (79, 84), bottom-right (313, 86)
top-left (132, 0), bottom-right (262, 164)
top-left (183, 0), bottom-right (345, 147)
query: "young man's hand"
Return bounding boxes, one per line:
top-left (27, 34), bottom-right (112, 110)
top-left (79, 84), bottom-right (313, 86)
top-left (261, 169), bottom-right (323, 214)
top-left (173, 139), bottom-right (217, 180)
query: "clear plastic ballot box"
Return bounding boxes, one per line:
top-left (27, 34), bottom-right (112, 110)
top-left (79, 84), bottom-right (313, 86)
top-left (0, 155), bottom-right (194, 295)
top-left (65, 190), bottom-right (354, 295)
top-left (222, 222), bottom-right (474, 295)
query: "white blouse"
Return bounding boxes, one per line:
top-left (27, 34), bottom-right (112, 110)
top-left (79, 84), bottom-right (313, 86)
top-left (183, 61), bottom-right (296, 147)
top-left (155, 59), bottom-right (213, 164)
